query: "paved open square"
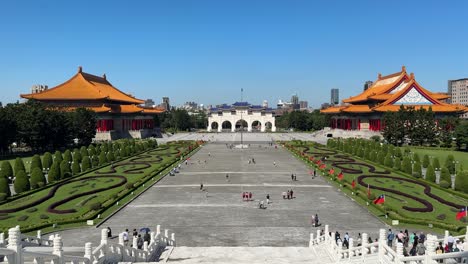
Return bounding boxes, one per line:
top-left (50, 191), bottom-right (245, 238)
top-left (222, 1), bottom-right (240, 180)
top-left (56, 140), bottom-right (384, 247)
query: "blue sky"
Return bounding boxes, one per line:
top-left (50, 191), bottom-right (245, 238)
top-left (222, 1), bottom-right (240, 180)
top-left (1, 0), bottom-right (467, 108)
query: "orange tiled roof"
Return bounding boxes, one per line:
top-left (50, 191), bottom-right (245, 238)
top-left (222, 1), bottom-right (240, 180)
top-left (21, 67), bottom-right (144, 104)
top-left (373, 105), bottom-right (467, 113)
top-left (320, 106), bottom-right (346, 114)
top-left (341, 105), bottom-right (372, 113)
top-left (49, 105), bottom-right (111, 113)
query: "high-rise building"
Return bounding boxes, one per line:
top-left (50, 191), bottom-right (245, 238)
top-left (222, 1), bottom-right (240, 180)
top-left (364, 81), bottom-right (373, 91)
top-left (31, 84), bottom-right (48, 94)
top-left (290, 94), bottom-right (299, 110)
top-left (162, 97), bottom-right (170, 111)
top-left (331, 88), bottom-right (339, 105)
top-left (262, 100), bottom-right (268, 108)
top-left (299, 101), bottom-right (308, 110)
top-left (144, 99), bottom-right (155, 108)
top-left (448, 78), bottom-right (468, 118)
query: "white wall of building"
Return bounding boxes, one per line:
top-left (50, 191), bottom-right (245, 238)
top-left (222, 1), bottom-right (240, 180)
top-left (207, 110), bottom-right (276, 132)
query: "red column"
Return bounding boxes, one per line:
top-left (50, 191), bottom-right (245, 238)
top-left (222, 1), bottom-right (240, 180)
top-left (358, 119), bottom-right (361, 130)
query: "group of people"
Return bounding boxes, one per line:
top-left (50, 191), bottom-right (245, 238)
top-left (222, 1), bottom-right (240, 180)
top-left (121, 228), bottom-right (151, 250)
top-left (282, 189), bottom-right (294, 199)
top-left (248, 158), bottom-right (256, 164)
top-left (387, 229), bottom-right (428, 256)
top-left (311, 214), bottom-right (319, 227)
top-left (290, 173), bottom-right (297, 181)
top-left (242, 192), bottom-right (253, 201)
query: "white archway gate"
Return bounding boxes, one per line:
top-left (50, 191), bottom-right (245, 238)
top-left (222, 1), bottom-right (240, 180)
top-left (208, 110), bottom-right (276, 132)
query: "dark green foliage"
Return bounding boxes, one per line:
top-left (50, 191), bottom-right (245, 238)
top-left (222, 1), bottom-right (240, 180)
top-left (444, 155), bottom-right (456, 174)
top-left (0, 193), bottom-right (8, 201)
top-left (0, 178), bottom-right (11, 197)
top-left (378, 151), bottom-right (385, 164)
top-left (14, 157), bottom-right (25, 176)
top-left (30, 154), bottom-right (43, 172)
top-left (125, 182), bottom-right (134, 189)
top-left (402, 157), bottom-right (412, 174)
top-left (40, 214), bottom-right (49, 219)
top-left (114, 149), bottom-right (120, 159)
top-left (60, 160), bottom-right (71, 179)
top-left (422, 155), bottom-right (430, 168)
top-left (30, 167), bottom-right (46, 189)
top-left (42, 152), bottom-right (53, 170)
top-left (48, 161), bottom-right (60, 183)
top-left (439, 180), bottom-right (450, 189)
top-left (73, 151), bottom-right (82, 163)
top-left (54, 151), bottom-right (63, 164)
top-left (70, 108), bottom-right (97, 146)
top-left (455, 170), bottom-right (468, 193)
top-left (98, 151), bottom-right (108, 166)
top-left (393, 158), bottom-right (401, 171)
top-left (0, 161), bottom-right (13, 179)
top-left (88, 145), bottom-right (96, 156)
top-left (384, 153), bottom-right (393, 168)
top-left (92, 155), bottom-right (99, 167)
top-left (413, 153), bottom-right (420, 163)
top-left (17, 215), bottom-right (29, 221)
top-left (80, 146), bottom-right (89, 158)
top-left (433, 157), bottom-right (441, 170)
top-left (440, 167), bottom-right (451, 186)
top-left (81, 156), bottom-right (91, 171)
top-left (370, 135), bottom-right (380, 142)
top-left (63, 150), bottom-right (72, 163)
top-left (14, 170), bottom-right (30, 194)
top-left (26, 207), bottom-right (37, 213)
top-left (72, 161), bottom-right (81, 175)
top-left (89, 202), bottom-right (102, 211)
top-left (107, 151), bottom-right (115, 162)
top-left (426, 164), bottom-right (436, 183)
top-left (413, 162), bottom-right (422, 178)
top-left (455, 120), bottom-right (468, 150)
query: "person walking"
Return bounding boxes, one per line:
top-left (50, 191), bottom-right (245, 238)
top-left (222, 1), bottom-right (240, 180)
top-left (290, 189), bottom-right (294, 199)
top-left (266, 194), bottom-right (270, 204)
top-left (132, 229), bottom-right (138, 238)
top-left (387, 229), bottom-right (395, 247)
top-left (226, 174), bottom-right (229, 182)
top-left (315, 213), bottom-right (319, 227)
top-left (291, 174), bottom-right (294, 181)
top-left (200, 183), bottom-right (203, 190)
top-left (137, 234), bottom-right (144, 250)
top-left (123, 229), bottom-right (129, 246)
top-left (143, 231), bottom-right (150, 244)
top-left (107, 227), bottom-right (112, 238)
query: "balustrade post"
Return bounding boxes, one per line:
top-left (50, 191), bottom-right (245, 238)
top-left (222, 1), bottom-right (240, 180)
top-left (132, 236), bottom-right (138, 249)
top-left (378, 228), bottom-right (386, 261)
top-left (100, 229), bottom-right (108, 245)
top-left (143, 241), bottom-right (148, 251)
top-left (316, 230), bottom-right (321, 243)
top-left (396, 242), bottom-right (404, 262)
top-left (150, 232), bottom-right (156, 244)
top-left (37, 230), bottom-right (42, 244)
top-left (156, 225), bottom-right (161, 236)
top-left (362, 233), bottom-right (368, 256)
top-left (7, 226), bottom-right (21, 264)
top-left (425, 234), bottom-right (436, 264)
top-left (0, 232), bottom-right (4, 245)
top-left (331, 232), bottom-right (336, 251)
top-left (309, 233), bottom-right (314, 247)
top-left (337, 241), bottom-right (343, 258)
top-left (464, 227), bottom-right (468, 252)
top-left (171, 233), bottom-right (176, 246)
top-left (52, 234), bottom-right (64, 264)
top-left (348, 238), bottom-right (354, 258)
top-left (324, 225), bottom-right (329, 241)
top-left (84, 242), bottom-right (93, 263)
top-left (443, 230), bottom-right (449, 247)
top-left (118, 233), bottom-right (124, 246)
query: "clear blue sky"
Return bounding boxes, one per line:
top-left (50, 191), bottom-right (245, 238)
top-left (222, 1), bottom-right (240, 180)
top-left (1, 0), bottom-right (467, 108)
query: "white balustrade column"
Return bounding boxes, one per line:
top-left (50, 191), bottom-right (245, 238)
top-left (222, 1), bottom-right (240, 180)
top-left (37, 230), bottom-right (42, 239)
top-left (100, 229), bottom-right (108, 245)
top-left (309, 233), bottom-right (314, 247)
top-left (156, 225), bottom-right (161, 235)
top-left (143, 241), bottom-right (148, 251)
top-left (362, 233), bottom-right (368, 255)
top-left (84, 242), bottom-right (92, 261)
top-left (396, 242), bottom-right (404, 259)
top-left (378, 229), bottom-right (386, 260)
top-left (348, 238), bottom-right (354, 258)
top-left (150, 232), bottom-right (156, 244)
top-left (52, 234), bottom-right (63, 264)
top-left (164, 229), bottom-right (169, 243)
top-left (132, 236), bottom-right (138, 249)
top-left (7, 226), bottom-right (22, 264)
top-left (316, 230), bottom-right (321, 242)
top-left (0, 232), bottom-right (4, 245)
top-left (443, 230), bottom-right (449, 247)
top-left (324, 225), bottom-right (329, 240)
top-left (118, 233), bottom-right (124, 246)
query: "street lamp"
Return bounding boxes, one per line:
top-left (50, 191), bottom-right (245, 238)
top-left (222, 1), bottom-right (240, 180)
top-left (453, 160), bottom-right (459, 175)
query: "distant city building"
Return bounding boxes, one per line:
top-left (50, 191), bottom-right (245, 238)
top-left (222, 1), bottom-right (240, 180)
top-left (331, 88), bottom-right (339, 105)
top-left (364, 81), bottom-right (373, 91)
top-left (448, 78), bottom-right (468, 118)
top-left (262, 100), bottom-right (268, 108)
top-left (181, 101), bottom-right (199, 111)
top-left (321, 103), bottom-right (331, 110)
top-left (299, 101), bottom-right (308, 110)
top-left (161, 97), bottom-right (170, 111)
top-left (144, 99), bottom-right (155, 108)
top-left (31, 84), bottom-right (48, 94)
top-left (291, 94), bottom-right (299, 110)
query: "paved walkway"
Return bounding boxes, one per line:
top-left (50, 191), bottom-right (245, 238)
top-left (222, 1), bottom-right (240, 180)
top-left (53, 142), bottom-right (385, 247)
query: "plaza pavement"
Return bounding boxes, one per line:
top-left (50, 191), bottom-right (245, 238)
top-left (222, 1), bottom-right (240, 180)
top-left (53, 138), bottom-right (385, 247)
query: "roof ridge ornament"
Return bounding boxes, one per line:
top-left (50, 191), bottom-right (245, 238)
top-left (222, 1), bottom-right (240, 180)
top-left (78, 66), bottom-right (82, 73)
top-left (102, 73), bottom-right (106, 80)
top-left (410, 72), bottom-right (414, 80)
top-left (378, 73), bottom-right (382, 80)
top-left (402, 65), bottom-right (406, 72)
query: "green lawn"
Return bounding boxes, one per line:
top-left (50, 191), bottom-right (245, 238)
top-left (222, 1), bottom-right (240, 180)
top-left (284, 141), bottom-right (468, 233)
top-left (0, 141), bottom-right (198, 232)
top-left (409, 147), bottom-right (468, 171)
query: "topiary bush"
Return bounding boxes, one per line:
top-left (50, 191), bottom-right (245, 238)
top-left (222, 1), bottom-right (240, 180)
top-left (439, 180), bottom-right (450, 189)
top-left (14, 157), bottom-right (26, 176)
top-left (426, 164), bottom-right (436, 183)
top-left (30, 154), bottom-right (43, 172)
top-left (384, 153), bottom-right (394, 168)
top-left (73, 151), bottom-right (82, 163)
top-left (393, 158), bottom-right (401, 171)
top-left (30, 167), bottom-right (46, 189)
top-left (81, 156), bottom-right (91, 171)
top-left (99, 151), bottom-right (108, 166)
top-left (26, 207), bottom-right (37, 213)
top-left (445, 155), bottom-right (456, 174)
top-left (63, 150), bottom-right (72, 163)
top-left (89, 202), bottom-right (102, 211)
top-left (60, 160), bottom-right (71, 179)
top-left (413, 153), bottom-right (420, 163)
top-left (17, 215), bottom-right (29, 221)
top-left (125, 182), bottom-right (134, 189)
top-left (48, 161), bottom-right (60, 183)
top-left (0, 193), bottom-right (8, 201)
top-left (413, 162), bottom-right (422, 178)
top-left (0, 178), bottom-right (11, 197)
top-left (40, 214), bottom-right (49, 219)
top-left (42, 152), bottom-right (53, 170)
top-left (72, 161), bottom-right (81, 175)
top-left (107, 151), bottom-right (115, 162)
top-left (402, 157), bottom-right (412, 175)
top-left (0, 161), bottom-right (13, 179)
top-left (92, 156), bottom-right (99, 167)
top-left (433, 157), bottom-right (441, 170)
top-left (14, 170), bottom-right (30, 194)
top-left (54, 151), bottom-right (63, 164)
top-left (440, 167), bottom-right (451, 186)
top-left (80, 146), bottom-right (89, 158)
top-left (455, 170), bottom-right (468, 193)
top-left (422, 155), bottom-right (430, 168)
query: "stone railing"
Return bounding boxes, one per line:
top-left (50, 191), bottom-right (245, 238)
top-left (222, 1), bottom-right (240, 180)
top-left (310, 225), bottom-right (468, 264)
top-left (0, 225), bottom-right (175, 264)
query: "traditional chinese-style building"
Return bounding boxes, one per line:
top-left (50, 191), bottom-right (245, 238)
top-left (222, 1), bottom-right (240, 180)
top-left (321, 66), bottom-right (467, 131)
top-left (21, 67), bottom-right (164, 140)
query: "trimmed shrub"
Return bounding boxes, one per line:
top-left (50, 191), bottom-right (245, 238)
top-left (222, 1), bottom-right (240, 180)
top-left (17, 215), bottom-right (29, 221)
top-left (60, 160), bottom-right (71, 179)
top-left (30, 167), bottom-right (46, 189)
top-left (42, 152), bottom-right (53, 170)
top-left (413, 153), bottom-right (420, 163)
top-left (0, 161), bottom-right (13, 179)
top-left (439, 180), bottom-right (450, 189)
top-left (0, 178), bottom-right (11, 197)
top-left (445, 155), bottom-right (456, 174)
top-left (422, 155), bottom-right (430, 168)
top-left (88, 145), bottom-right (96, 156)
top-left (393, 158), bottom-right (401, 171)
top-left (54, 151), bottom-right (63, 164)
top-left (40, 214), bottom-right (49, 219)
top-left (63, 150), bottom-right (72, 163)
top-left (14, 158), bottom-right (26, 176)
top-left (72, 161), bottom-right (81, 175)
top-left (80, 146), bottom-right (89, 157)
top-left (26, 207), bottom-right (37, 213)
top-left (384, 153), bottom-right (394, 168)
top-left (125, 182), bottom-right (134, 189)
top-left (48, 161), bottom-right (60, 182)
top-left (114, 149), bottom-right (120, 159)
top-left (413, 162), bottom-right (422, 178)
top-left (81, 156), bottom-right (91, 171)
top-left (73, 151), bottom-right (82, 163)
top-left (89, 202), bottom-right (102, 211)
top-left (107, 151), bottom-right (115, 162)
top-left (455, 170), bottom-right (468, 193)
top-left (440, 167), bottom-right (451, 185)
top-left (432, 157), bottom-right (441, 170)
top-left (370, 135), bottom-right (380, 142)
top-left (30, 154), bottom-right (43, 172)
top-left (0, 193), bottom-right (8, 201)
top-left (14, 170), bottom-right (30, 194)
top-left (426, 164), bottom-right (436, 183)
top-left (99, 151), bottom-right (108, 166)
top-left (402, 157), bottom-right (412, 175)
top-left (92, 156), bottom-right (99, 167)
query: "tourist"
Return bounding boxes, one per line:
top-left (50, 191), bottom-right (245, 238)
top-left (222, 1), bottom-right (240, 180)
top-left (226, 174), bottom-right (229, 182)
top-left (273, 161), bottom-right (276, 166)
top-left (123, 229), bottom-right (129, 246)
top-left (208, 152), bottom-right (211, 156)
top-left (404, 229), bottom-right (409, 247)
top-left (137, 234), bottom-right (144, 250)
top-left (266, 194), bottom-right (270, 204)
top-left (249, 192), bottom-right (252, 201)
top-left (294, 174), bottom-right (297, 181)
top-left (409, 232), bottom-right (414, 247)
top-left (356, 233), bottom-right (362, 247)
top-left (368, 236), bottom-right (373, 244)
top-left (397, 230), bottom-right (404, 244)
top-left (133, 229), bottom-right (138, 237)
top-left (200, 183), bottom-right (203, 190)
top-left (252, 158), bottom-right (255, 164)
top-left (448, 234), bottom-right (455, 251)
top-left (435, 242), bottom-right (444, 263)
top-left (287, 190), bottom-right (290, 199)
top-left (107, 227), bottom-right (112, 238)
top-left (282, 191), bottom-right (287, 199)
top-left (315, 213), bottom-right (319, 227)
top-left (291, 174), bottom-right (294, 181)
top-left (311, 215), bottom-right (315, 226)
top-left (290, 189), bottom-right (294, 198)
top-left (259, 200), bottom-right (265, 209)
top-left (143, 231), bottom-right (150, 244)
top-left (343, 232), bottom-right (350, 249)
top-left (387, 229), bottom-right (394, 247)
top-left (413, 233), bottom-right (419, 248)
top-left (335, 231), bottom-right (341, 244)
top-left (419, 232), bottom-right (426, 244)
top-left (242, 192), bottom-right (246, 201)
top-left (416, 241), bottom-right (426, 255)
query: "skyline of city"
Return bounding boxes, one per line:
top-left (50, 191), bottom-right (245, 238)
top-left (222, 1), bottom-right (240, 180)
top-left (1, 1), bottom-right (467, 108)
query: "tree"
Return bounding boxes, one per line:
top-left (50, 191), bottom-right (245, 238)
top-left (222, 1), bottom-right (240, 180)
top-left (384, 153), bottom-right (394, 168)
top-left (393, 158), bottom-right (401, 171)
top-left (63, 150), bottom-right (72, 163)
top-left (81, 156), bottom-right (91, 171)
top-left (30, 167), bottom-right (46, 189)
top-left (455, 121), bottom-right (468, 150)
top-left (99, 151), bottom-right (108, 166)
top-left (43, 152), bottom-right (53, 170)
top-left (54, 151), bottom-right (63, 164)
top-left (60, 160), bottom-right (71, 179)
top-left (0, 177), bottom-right (11, 197)
top-left (440, 167), bottom-right (451, 186)
top-left (107, 151), bottom-right (115, 162)
top-left (14, 170), bottom-right (30, 194)
top-left (455, 170), bottom-right (468, 193)
top-left (426, 164), bottom-right (436, 183)
top-left (70, 108), bottom-right (97, 146)
top-left (444, 155), bottom-right (456, 174)
top-left (412, 162), bottom-right (422, 178)
top-left (73, 151), bottom-right (82, 164)
top-left (382, 111), bottom-right (405, 146)
top-left (80, 146), bottom-right (89, 158)
top-left (413, 153), bottom-right (420, 163)
top-left (88, 145), bottom-right (96, 156)
top-left (0, 161), bottom-right (13, 179)
top-left (0, 105), bottom-right (17, 153)
top-left (439, 117), bottom-right (458, 148)
top-left (422, 155), bottom-right (430, 168)
top-left (30, 154), bottom-right (43, 172)
top-left (92, 155), bottom-right (99, 167)
top-left (402, 157), bottom-right (412, 174)
top-left (48, 161), bottom-right (60, 183)
top-left (433, 157), bottom-right (441, 170)
top-left (72, 161), bottom-right (81, 175)
top-left (14, 158), bottom-right (26, 176)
